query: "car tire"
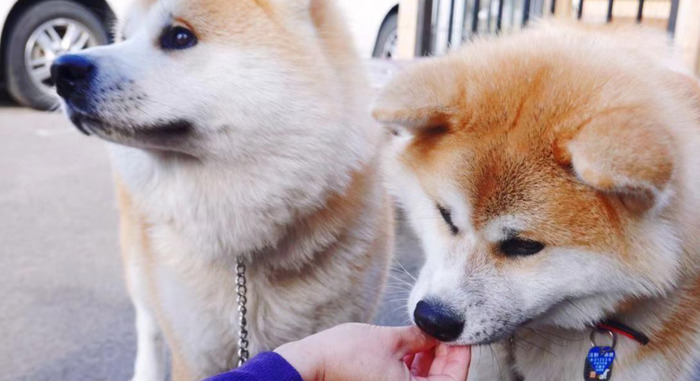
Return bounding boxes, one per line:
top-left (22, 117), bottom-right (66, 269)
top-left (4, 0), bottom-right (108, 110)
top-left (373, 11), bottom-right (398, 59)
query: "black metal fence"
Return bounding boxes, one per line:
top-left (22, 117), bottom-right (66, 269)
top-left (417, 0), bottom-right (682, 56)
top-left (575, 0), bottom-right (680, 33)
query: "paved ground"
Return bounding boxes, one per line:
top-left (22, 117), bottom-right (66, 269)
top-left (0, 62), bottom-right (422, 381)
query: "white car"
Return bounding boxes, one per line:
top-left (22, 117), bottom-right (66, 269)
top-left (0, 0), bottom-right (398, 110)
top-left (337, 0), bottom-right (399, 59)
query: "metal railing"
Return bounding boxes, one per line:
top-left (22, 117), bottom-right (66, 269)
top-left (417, 0), bottom-right (681, 56)
top-left (574, 0), bottom-right (680, 33)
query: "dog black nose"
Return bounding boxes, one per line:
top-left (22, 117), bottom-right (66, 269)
top-left (413, 300), bottom-right (464, 342)
top-left (51, 54), bottom-right (95, 98)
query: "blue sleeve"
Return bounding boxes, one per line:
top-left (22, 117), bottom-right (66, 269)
top-left (203, 352), bottom-right (304, 381)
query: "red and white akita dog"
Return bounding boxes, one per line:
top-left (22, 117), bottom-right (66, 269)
top-left (375, 23), bottom-right (700, 380)
top-left (52, 0), bottom-right (393, 380)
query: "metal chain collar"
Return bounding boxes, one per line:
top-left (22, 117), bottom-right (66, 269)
top-left (236, 257), bottom-right (250, 367)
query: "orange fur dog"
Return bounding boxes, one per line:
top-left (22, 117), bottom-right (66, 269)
top-left (375, 23), bottom-right (700, 380)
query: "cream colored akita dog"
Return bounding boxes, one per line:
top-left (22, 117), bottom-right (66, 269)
top-left (51, 0), bottom-right (393, 380)
top-left (375, 24), bottom-right (700, 380)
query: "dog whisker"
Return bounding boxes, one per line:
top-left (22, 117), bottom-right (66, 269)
top-left (489, 344), bottom-right (503, 380)
top-left (392, 258), bottom-right (417, 282)
top-left (523, 326), bottom-right (583, 343)
top-left (383, 284), bottom-right (407, 292)
top-left (387, 273), bottom-right (414, 289)
top-left (476, 346), bottom-right (482, 369)
top-left (515, 334), bottom-right (555, 357)
top-left (519, 328), bottom-right (564, 347)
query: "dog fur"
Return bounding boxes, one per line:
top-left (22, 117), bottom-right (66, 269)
top-left (55, 0), bottom-right (393, 379)
top-left (374, 23), bottom-right (700, 380)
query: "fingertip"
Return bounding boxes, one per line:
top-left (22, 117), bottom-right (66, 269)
top-left (391, 325), bottom-right (438, 356)
top-left (433, 345), bottom-right (471, 379)
top-left (447, 345), bottom-right (471, 357)
top-left (403, 353), bottom-right (416, 367)
top-left (452, 345), bottom-right (471, 354)
top-left (410, 349), bottom-right (436, 377)
top-left (446, 345), bottom-right (472, 367)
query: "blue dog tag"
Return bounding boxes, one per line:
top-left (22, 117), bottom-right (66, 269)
top-left (584, 346), bottom-right (615, 380)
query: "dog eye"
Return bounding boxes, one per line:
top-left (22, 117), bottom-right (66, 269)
top-left (499, 238), bottom-right (545, 257)
top-left (160, 26), bottom-right (197, 50)
top-left (437, 205), bottom-right (459, 235)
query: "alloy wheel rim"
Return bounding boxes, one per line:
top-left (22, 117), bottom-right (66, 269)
top-left (381, 30), bottom-right (398, 59)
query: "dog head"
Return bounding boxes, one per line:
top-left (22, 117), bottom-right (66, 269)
top-left (52, 0), bottom-right (362, 159)
top-left (374, 25), bottom-right (699, 344)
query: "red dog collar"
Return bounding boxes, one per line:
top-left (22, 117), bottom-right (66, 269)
top-left (596, 320), bottom-right (650, 346)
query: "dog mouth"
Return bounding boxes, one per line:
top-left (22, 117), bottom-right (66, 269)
top-left (68, 109), bottom-right (193, 142)
top-left (466, 298), bottom-right (597, 345)
top-left (467, 297), bottom-right (599, 345)
top-left (464, 317), bottom-right (533, 346)
top-left (69, 112), bottom-right (98, 136)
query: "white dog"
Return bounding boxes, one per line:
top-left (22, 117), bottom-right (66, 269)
top-left (52, 0), bottom-right (394, 380)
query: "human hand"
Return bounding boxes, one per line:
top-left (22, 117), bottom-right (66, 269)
top-left (274, 323), bottom-right (471, 381)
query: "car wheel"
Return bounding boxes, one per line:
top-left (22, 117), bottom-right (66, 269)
top-left (4, 0), bottom-right (108, 110)
top-left (373, 12), bottom-right (398, 59)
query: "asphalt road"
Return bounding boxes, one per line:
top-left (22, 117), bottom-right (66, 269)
top-left (0, 61), bottom-right (422, 381)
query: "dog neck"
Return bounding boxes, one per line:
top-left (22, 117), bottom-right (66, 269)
top-left (613, 272), bottom-right (700, 371)
top-left (109, 129), bottom-right (378, 265)
top-left (513, 271), bottom-right (700, 380)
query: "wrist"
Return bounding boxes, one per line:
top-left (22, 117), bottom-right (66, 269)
top-left (275, 340), bottom-right (322, 381)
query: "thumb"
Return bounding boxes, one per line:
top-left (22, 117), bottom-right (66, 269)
top-left (427, 344), bottom-right (471, 380)
top-left (384, 326), bottom-right (438, 357)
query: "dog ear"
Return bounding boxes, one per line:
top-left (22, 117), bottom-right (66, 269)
top-left (668, 69), bottom-right (700, 115)
top-left (562, 112), bottom-right (675, 214)
top-left (372, 60), bottom-right (462, 133)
